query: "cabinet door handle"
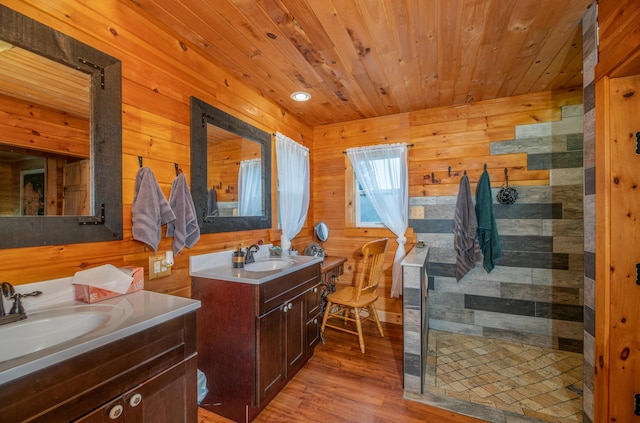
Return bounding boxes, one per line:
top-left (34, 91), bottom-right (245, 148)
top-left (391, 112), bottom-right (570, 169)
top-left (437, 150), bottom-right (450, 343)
top-left (283, 303), bottom-right (288, 313)
top-left (313, 287), bottom-right (318, 293)
top-left (108, 404), bottom-right (124, 419)
top-left (313, 318), bottom-right (318, 324)
top-left (129, 393), bottom-right (142, 407)
top-left (288, 303), bottom-right (293, 310)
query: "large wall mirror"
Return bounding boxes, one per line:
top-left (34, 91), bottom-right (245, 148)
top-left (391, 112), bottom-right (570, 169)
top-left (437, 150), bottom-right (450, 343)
top-left (0, 5), bottom-right (122, 248)
top-left (190, 97), bottom-right (272, 233)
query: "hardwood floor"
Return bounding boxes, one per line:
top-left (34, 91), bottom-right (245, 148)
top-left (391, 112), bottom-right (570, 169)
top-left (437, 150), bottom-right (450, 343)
top-left (198, 322), bottom-right (487, 423)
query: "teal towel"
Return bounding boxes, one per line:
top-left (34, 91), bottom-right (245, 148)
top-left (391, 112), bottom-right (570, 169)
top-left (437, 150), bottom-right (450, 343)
top-left (475, 169), bottom-right (501, 272)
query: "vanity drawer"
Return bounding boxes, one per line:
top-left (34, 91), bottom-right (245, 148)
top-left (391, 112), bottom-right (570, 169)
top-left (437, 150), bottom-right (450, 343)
top-left (258, 263), bottom-right (320, 315)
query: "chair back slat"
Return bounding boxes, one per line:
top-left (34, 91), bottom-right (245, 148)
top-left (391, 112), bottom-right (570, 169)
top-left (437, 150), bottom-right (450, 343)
top-left (354, 238), bottom-right (388, 301)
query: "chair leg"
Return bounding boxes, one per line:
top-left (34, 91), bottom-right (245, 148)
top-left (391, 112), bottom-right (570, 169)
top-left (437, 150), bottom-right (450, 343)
top-left (321, 300), bottom-right (332, 334)
top-left (370, 303), bottom-right (384, 337)
top-left (354, 306), bottom-right (365, 353)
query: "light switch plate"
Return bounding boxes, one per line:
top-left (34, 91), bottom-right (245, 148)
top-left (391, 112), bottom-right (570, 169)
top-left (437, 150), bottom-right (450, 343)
top-left (148, 254), bottom-right (171, 280)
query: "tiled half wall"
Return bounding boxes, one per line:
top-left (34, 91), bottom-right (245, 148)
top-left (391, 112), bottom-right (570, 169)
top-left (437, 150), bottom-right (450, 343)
top-left (409, 105), bottom-right (584, 354)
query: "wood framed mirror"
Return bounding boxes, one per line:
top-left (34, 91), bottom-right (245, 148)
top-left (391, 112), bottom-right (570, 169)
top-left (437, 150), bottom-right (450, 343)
top-left (0, 5), bottom-right (122, 248)
top-left (190, 97), bottom-right (272, 233)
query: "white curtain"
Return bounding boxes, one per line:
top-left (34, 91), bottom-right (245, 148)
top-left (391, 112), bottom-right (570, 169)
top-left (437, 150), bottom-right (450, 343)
top-left (346, 143), bottom-right (409, 298)
top-left (238, 158), bottom-right (262, 216)
top-left (276, 132), bottom-right (310, 252)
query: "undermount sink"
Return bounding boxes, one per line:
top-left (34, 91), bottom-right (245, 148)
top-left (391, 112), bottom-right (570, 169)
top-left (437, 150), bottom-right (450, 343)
top-left (244, 259), bottom-right (295, 272)
top-left (0, 305), bottom-right (124, 362)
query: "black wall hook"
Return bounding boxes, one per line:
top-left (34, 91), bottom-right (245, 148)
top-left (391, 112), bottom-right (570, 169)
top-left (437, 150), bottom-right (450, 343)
top-left (138, 156), bottom-right (143, 168)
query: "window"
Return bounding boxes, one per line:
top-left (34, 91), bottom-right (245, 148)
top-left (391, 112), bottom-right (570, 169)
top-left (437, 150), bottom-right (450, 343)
top-left (351, 155), bottom-right (402, 228)
top-left (356, 180), bottom-right (383, 227)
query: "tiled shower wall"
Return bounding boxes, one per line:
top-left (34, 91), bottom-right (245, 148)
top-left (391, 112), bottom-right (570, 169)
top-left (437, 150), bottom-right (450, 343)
top-left (409, 104), bottom-right (584, 355)
top-left (581, 3), bottom-right (597, 423)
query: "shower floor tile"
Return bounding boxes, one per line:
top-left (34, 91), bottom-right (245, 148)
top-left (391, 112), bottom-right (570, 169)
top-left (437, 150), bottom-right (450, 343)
top-left (424, 330), bottom-right (583, 423)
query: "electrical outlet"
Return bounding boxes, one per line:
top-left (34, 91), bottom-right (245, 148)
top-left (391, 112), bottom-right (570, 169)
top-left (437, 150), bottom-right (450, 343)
top-left (148, 254), bottom-right (171, 280)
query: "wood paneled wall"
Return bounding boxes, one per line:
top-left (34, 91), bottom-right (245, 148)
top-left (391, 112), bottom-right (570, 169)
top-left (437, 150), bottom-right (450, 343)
top-left (594, 1), bottom-right (640, 421)
top-left (1, 0), bottom-right (313, 296)
top-left (313, 89), bottom-right (583, 323)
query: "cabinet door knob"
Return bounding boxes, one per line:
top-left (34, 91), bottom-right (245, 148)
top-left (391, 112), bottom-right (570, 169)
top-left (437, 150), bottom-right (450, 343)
top-left (129, 393), bottom-right (143, 407)
top-left (313, 287), bottom-right (318, 293)
top-left (108, 404), bottom-right (123, 419)
top-left (288, 302), bottom-right (293, 310)
top-left (313, 318), bottom-right (318, 324)
top-left (283, 304), bottom-right (288, 313)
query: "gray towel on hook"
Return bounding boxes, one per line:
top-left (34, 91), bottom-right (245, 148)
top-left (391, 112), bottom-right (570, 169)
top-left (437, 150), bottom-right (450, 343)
top-left (207, 188), bottom-right (220, 217)
top-left (166, 172), bottom-right (200, 256)
top-left (453, 175), bottom-right (480, 281)
top-left (132, 167), bottom-right (175, 253)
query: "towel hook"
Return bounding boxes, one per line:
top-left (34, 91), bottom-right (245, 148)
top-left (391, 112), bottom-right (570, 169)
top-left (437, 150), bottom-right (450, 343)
top-left (464, 170), bottom-right (467, 176)
top-left (448, 166), bottom-right (451, 177)
top-left (174, 163), bottom-right (181, 176)
top-left (138, 156), bottom-right (143, 168)
top-left (484, 163), bottom-right (487, 171)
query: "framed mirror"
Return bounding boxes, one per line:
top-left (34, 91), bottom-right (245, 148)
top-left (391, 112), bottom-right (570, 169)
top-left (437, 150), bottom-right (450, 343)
top-left (0, 5), bottom-right (122, 248)
top-left (190, 97), bottom-right (272, 233)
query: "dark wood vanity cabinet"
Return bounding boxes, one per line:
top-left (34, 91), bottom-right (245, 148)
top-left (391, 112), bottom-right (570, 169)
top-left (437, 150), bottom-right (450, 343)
top-left (192, 263), bottom-right (321, 423)
top-left (0, 313), bottom-right (198, 423)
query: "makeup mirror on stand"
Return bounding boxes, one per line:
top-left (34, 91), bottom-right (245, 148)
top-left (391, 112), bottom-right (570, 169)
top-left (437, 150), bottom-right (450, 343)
top-left (305, 222), bottom-right (329, 257)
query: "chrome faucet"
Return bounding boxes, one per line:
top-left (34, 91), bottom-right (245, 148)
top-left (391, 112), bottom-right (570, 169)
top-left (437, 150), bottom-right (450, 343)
top-left (0, 282), bottom-right (42, 324)
top-left (245, 244), bottom-right (260, 264)
top-left (0, 282), bottom-right (14, 317)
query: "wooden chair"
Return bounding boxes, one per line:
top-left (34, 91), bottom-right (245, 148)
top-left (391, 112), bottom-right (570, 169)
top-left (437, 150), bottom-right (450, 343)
top-left (320, 238), bottom-right (388, 353)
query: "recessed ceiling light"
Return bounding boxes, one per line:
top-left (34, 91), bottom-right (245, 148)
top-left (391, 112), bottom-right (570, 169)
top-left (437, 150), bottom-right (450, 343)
top-left (290, 91), bottom-right (311, 102)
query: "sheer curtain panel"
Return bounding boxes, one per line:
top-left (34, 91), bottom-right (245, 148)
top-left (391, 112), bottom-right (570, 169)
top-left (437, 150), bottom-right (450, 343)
top-left (275, 132), bottom-right (310, 252)
top-left (238, 158), bottom-right (262, 216)
top-left (346, 143), bottom-right (409, 298)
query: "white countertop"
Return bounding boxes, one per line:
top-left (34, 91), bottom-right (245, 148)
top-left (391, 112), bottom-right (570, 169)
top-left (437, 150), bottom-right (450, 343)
top-left (401, 245), bottom-right (430, 267)
top-left (0, 278), bottom-right (200, 385)
top-left (190, 245), bottom-right (323, 284)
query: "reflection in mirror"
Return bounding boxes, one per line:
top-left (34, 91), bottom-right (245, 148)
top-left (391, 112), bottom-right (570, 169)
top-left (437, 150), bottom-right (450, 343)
top-left (207, 124), bottom-right (262, 217)
top-left (0, 5), bottom-right (122, 248)
top-left (191, 97), bottom-right (272, 234)
top-left (314, 222), bottom-right (329, 242)
top-left (0, 46), bottom-right (91, 216)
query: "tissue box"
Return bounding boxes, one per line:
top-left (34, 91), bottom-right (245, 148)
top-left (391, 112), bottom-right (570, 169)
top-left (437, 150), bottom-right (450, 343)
top-left (74, 266), bottom-right (144, 304)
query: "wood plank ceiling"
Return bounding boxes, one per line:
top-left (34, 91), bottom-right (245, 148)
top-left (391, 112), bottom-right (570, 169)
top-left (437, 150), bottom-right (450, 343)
top-left (131, 0), bottom-right (593, 126)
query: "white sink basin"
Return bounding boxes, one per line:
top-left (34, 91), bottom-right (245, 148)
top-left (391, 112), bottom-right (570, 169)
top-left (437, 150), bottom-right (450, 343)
top-left (244, 259), bottom-right (295, 272)
top-left (0, 305), bottom-right (124, 362)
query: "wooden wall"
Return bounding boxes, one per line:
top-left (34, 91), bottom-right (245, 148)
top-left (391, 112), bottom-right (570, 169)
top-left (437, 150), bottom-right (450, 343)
top-left (1, 0), bottom-right (313, 295)
top-left (594, 1), bottom-right (640, 422)
top-left (314, 88), bottom-right (583, 323)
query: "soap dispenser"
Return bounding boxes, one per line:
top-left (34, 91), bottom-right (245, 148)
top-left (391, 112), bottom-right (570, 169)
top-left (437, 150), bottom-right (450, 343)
top-left (232, 245), bottom-right (245, 268)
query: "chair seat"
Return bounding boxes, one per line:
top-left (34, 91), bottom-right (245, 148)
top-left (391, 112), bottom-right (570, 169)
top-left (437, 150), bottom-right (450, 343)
top-left (327, 286), bottom-right (378, 308)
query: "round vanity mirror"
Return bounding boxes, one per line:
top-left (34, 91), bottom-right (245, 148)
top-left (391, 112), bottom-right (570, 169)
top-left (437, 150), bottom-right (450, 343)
top-left (314, 222), bottom-right (329, 242)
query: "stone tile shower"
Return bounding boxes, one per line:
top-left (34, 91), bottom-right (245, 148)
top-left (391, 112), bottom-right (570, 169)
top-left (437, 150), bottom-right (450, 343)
top-left (408, 105), bottom-right (585, 422)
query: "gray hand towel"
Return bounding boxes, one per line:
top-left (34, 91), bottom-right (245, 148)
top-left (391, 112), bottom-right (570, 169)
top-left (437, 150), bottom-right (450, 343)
top-left (207, 188), bottom-right (220, 217)
top-left (132, 167), bottom-right (175, 253)
top-left (166, 172), bottom-right (200, 256)
top-left (453, 175), bottom-right (480, 281)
